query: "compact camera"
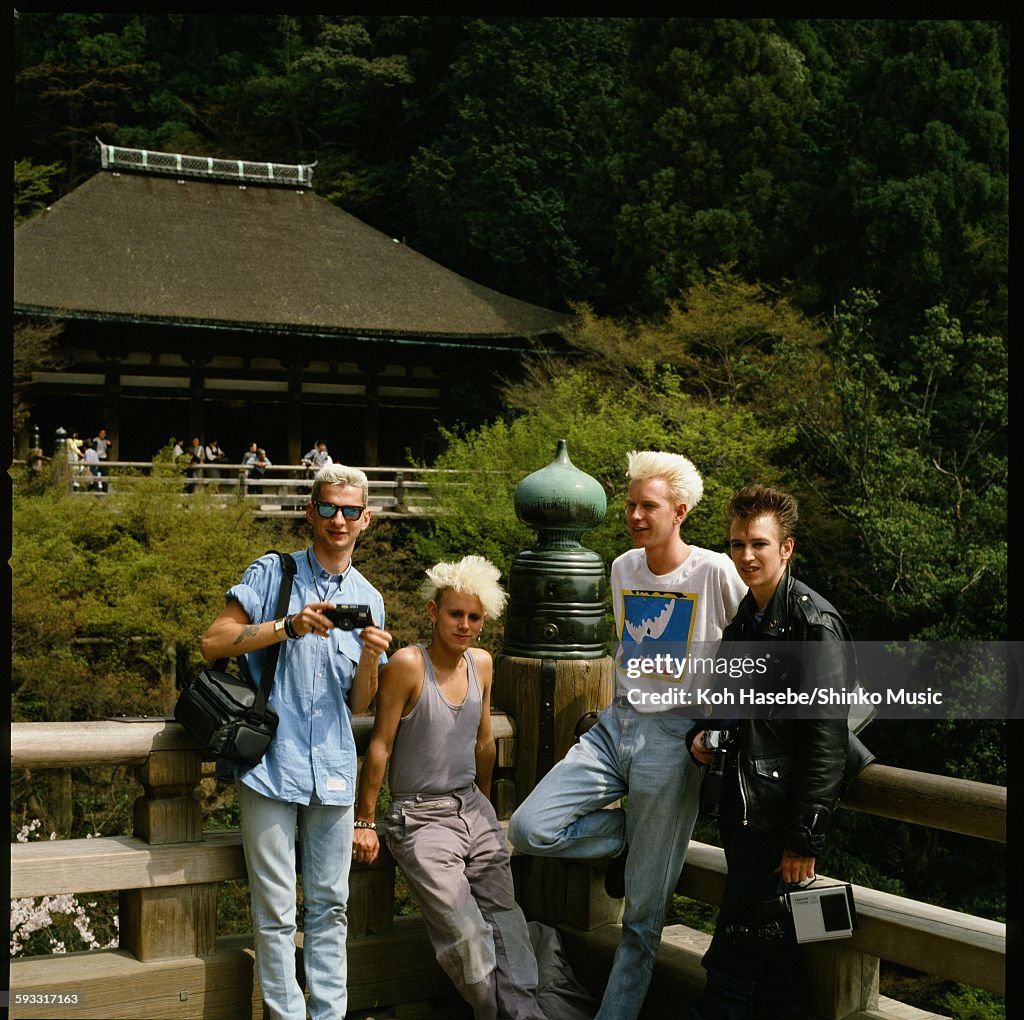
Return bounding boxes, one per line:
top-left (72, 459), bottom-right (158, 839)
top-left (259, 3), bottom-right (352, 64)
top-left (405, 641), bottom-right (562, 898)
top-left (726, 882), bottom-right (857, 945)
top-left (324, 604), bottom-right (373, 630)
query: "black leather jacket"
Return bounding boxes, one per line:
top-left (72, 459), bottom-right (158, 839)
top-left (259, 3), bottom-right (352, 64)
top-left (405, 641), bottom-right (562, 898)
top-left (688, 569), bottom-right (874, 858)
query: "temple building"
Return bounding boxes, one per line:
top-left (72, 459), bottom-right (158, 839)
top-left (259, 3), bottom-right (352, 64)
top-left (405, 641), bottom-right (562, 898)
top-left (14, 141), bottom-right (571, 464)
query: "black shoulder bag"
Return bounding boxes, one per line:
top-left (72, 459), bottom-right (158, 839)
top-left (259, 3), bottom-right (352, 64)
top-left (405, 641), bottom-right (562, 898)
top-left (174, 551), bottom-right (297, 765)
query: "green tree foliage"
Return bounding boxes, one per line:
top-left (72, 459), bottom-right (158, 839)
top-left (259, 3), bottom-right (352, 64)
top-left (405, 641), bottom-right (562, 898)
top-left (10, 461), bottom-right (294, 721)
top-left (13, 319), bottom-right (65, 433)
top-left (205, 15), bottom-right (416, 209)
top-left (15, 13), bottom-right (159, 188)
top-left (806, 19), bottom-right (1008, 340)
top-left (408, 17), bottom-right (631, 308)
top-left (777, 292), bottom-right (1007, 640)
top-left (14, 158), bottom-right (65, 223)
top-left (605, 19), bottom-right (822, 314)
top-left (419, 349), bottom-right (793, 584)
top-left (553, 268), bottom-right (826, 409)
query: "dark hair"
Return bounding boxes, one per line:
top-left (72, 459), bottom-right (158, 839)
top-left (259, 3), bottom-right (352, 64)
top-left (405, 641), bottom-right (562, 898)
top-left (726, 484), bottom-right (799, 541)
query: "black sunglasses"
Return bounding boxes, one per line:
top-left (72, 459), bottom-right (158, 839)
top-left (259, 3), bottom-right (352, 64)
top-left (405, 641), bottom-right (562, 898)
top-left (314, 501), bottom-right (365, 521)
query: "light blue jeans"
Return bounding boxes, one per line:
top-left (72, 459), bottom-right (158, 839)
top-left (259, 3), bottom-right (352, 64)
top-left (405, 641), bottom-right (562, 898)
top-left (508, 703), bottom-right (702, 1020)
top-left (238, 782), bottom-right (354, 1020)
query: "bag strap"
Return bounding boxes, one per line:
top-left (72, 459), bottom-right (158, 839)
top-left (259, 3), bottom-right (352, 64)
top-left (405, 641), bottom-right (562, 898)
top-left (250, 550), bottom-right (297, 720)
top-left (209, 551), bottom-right (297, 714)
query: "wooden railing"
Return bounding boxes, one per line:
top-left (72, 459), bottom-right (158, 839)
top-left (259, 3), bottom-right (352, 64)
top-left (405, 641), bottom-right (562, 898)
top-left (8, 716), bottom-right (514, 1018)
top-left (24, 460), bottom-right (445, 517)
top-left (8, 718), bottom-right (1006, 1019)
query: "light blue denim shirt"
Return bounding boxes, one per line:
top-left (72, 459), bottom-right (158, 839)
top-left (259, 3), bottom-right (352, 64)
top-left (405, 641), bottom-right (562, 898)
top-left (225, 547), bottom-right (386, 806)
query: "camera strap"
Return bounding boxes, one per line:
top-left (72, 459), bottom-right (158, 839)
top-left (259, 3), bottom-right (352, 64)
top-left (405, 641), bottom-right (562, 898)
top-left (211, 550), bottom-right (297, 722)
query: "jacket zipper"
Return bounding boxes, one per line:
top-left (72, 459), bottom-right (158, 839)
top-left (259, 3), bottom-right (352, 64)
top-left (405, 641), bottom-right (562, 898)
top-left (737, 748), bottom-right (750, 825)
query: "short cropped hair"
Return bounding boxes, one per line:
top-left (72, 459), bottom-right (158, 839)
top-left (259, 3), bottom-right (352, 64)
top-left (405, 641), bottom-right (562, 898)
top-left (311, 464), bottom-right (369, 504)
top-left (626, 450), bottom-right (704, 510)
top-left (726, 484), bottom-right (799, 541)
top-left (422, 555), bottom-right (508, 620)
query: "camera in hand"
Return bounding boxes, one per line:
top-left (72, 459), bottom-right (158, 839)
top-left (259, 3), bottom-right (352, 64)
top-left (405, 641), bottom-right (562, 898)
top-left (699, 728), bottom-right (735, 820)
top-left (726, 883), bottom-right (857, 945)
top-left (324, 604), bottom-right (373, 630)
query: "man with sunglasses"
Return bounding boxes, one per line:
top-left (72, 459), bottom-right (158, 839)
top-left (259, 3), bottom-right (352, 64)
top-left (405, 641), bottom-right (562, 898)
top-left (201, 464), bottom-right (391, 1020)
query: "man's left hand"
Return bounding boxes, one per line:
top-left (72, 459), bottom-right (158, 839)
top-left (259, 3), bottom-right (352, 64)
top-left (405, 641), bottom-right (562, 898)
top-left (358, 625), bottom-right (392, 658)
top-left (775, 849), bottom-right (816, 885)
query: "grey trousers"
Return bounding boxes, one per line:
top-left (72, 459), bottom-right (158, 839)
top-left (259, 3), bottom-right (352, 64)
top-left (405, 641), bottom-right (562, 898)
top-left (385, 784), bottom-right (544, 1020)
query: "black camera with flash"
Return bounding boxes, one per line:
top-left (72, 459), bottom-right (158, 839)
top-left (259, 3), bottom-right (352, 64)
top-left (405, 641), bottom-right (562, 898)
top-left (324, 604), bottom-right (373, 630)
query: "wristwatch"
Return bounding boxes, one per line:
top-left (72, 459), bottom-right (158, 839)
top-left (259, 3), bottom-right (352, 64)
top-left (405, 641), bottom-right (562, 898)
top-left (274, 617), bottom-right (288, 640)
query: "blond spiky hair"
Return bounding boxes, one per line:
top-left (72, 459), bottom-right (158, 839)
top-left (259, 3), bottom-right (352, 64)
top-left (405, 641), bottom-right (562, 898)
top-left (311, 464), bottom-right (369, 504)
top-left (626, 450), bottom-right (704, 510)
top-left (421, 555), bottom-right (508, 620)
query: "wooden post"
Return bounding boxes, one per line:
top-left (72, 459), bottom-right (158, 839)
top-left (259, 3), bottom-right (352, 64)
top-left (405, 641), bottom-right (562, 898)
top-left (495, 441), bottom-right (618, 932)
top-left (493, 654), bottom-right (618, 931)
top-left (363, 365), bottom-right (379, 466)
top-left (285, 358), bottom-right (306, 465)
top-left (187, 355), bottom-right (208, 445)
top-left (159, 640), bottom-right (178, 716)
top-left (119, 745), bottom-right (215, 961)
top-left (492, 655), bottom-right (612, 800)
top-left (803, 942), bottom-right (880, 1019)
top-left (51, 427), bottom-right (72, 494)
top-left (102, 355), bottom-right (121, 449)
top-left (54, 768), bottom-right (73, 838)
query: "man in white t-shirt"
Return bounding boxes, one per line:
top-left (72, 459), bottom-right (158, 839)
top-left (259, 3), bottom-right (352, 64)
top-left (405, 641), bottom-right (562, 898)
top-left (509, 450), bottom-right (746, 1020)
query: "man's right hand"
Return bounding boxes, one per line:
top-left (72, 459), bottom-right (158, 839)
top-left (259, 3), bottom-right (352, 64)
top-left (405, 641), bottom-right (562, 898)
top-left (690, 730), bottom-right (714, 766)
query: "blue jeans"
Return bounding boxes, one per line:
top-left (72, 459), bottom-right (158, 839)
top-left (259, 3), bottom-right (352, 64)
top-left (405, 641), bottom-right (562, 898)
top-left (238, 782), bottom-right (354, 1020)
top-left (508, 703), bottom-right (702, 1020)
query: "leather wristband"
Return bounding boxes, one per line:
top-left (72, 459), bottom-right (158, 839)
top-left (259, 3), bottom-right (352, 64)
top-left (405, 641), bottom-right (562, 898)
top-left (353, 820), bottom-right (376, 830)
top-left (283, 614), bottom-right (298, 640)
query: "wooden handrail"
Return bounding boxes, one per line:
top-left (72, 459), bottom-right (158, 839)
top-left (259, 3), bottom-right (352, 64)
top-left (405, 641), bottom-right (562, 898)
top-left (842, 761), bottom-right (1006, 842)
top-left (9, 717), bottom-right (999, 841)
top-left (10, 714), bottom-right (515, 769)
top-left (8, 715), bottom-right (1006, 1016)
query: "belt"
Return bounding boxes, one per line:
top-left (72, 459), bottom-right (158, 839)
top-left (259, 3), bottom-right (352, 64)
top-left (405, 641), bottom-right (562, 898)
top-left (392, 783), bottom-right (476, 803)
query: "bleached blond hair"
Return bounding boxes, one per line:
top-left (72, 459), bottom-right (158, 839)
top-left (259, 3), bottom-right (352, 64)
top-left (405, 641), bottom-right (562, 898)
top-left (311, 464), bottom-right (369, 504)
top-left (626, 450), bottom-right (704, 511)
top-left (422, 555), bottom-right (508, 620)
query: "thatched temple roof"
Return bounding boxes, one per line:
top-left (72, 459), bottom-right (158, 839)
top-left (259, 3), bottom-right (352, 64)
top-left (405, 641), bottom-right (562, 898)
top-left (15, 164), bottom-right (571, 344)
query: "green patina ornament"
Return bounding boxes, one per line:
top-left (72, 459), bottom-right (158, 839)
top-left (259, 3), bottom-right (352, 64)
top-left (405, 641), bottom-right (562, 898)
top-left (503, 439), bottom-right (609, 659)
